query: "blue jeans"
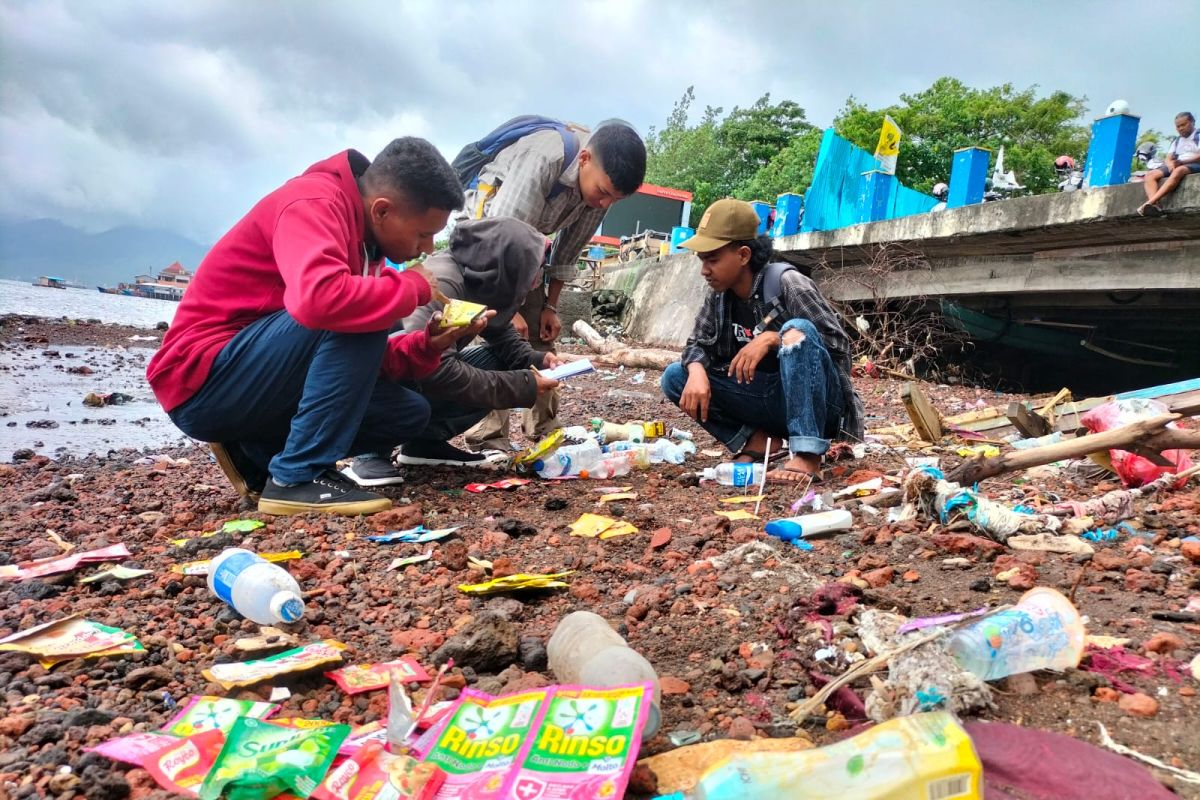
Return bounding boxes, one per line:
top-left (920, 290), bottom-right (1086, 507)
top-left (660, 318), bottom-right (844, 456)
top-left (169, 310), bottom-right (431, 484)
top-left (405, 345), bottom-right (510, 443)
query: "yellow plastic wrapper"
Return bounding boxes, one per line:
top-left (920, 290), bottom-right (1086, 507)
top-left (719, 494), bottom-right (766, 504)
top-left (515, 429), bottom-right (565, 466)
top-left (458, 572), bottom-right (573, 595)
top-left (438, 298), bottom-right (488, 328)
top-left (568, 512), bottom-right (638, 539)
top-left (715, 509), bottom-right (760, 521)
top-left (0, 615), bottom-right (144, 668)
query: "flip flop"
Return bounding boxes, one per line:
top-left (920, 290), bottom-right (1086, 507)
top-left (766, 466), bottom-right (824, 485)
top-left (1138, 203), bottom-right (1163, 218)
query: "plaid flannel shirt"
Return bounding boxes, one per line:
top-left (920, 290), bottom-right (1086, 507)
top-left (680, 265), bottom-right (865, 441)
top-left (460, 128), bottom-right (607, 282)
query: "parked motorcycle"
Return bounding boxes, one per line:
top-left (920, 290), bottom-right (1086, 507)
top-left (1129, 142), bottom-right (1164, 182)
top-left (1056, 155), bottom-right (1084, 192)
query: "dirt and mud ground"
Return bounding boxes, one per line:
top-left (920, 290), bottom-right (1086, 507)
top-left (0, 316), bottom-right (1197, 799)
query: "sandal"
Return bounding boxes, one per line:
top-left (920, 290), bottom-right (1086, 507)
top-left (1138, 202), bottom-right (1163, 218)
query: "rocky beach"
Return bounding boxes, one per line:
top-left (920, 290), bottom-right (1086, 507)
top-left (0, 314), bottom-right (1198, 799)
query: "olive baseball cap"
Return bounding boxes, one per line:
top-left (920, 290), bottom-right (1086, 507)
top-left (679, 198), bottom-right (760, 253)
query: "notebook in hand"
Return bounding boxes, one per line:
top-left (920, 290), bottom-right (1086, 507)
top-left (540, 359), bottom-right (595, 381)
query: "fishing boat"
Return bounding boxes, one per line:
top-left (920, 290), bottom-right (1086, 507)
top-left (33, 276), bottom-right (67, 289)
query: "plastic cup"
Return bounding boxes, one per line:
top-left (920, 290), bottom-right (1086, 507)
top-left (946, 587), bottom-right (1086, 681)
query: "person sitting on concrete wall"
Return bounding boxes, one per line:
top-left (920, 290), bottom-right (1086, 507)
top-left (147, 139), bottom-right (490, 516)
top-left (1139, 111), bottom-right (1199, 217)
top-left (458, 119), bottom-right (647, 452)
top-left (359, 217), bottom-right (560, 471)
top-left (660, 199), bottom-right (864, 482)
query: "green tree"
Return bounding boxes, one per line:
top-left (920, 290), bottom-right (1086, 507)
top-left (833, 77), bottom-right (1090, 194)
top-left (737, 128), bottom-right (824, 202)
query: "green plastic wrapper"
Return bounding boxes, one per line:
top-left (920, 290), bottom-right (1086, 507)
top-left (199, 716), bottom-right (350, 800)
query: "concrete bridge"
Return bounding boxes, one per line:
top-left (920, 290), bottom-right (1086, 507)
top-left (595, 175), bottom-right (1200, 382)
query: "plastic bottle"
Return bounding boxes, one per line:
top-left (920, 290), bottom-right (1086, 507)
top-left (946, 587), bottom-right (1086, 681)
top-left (547, 611), bottom-right (661, 739)
top-left (670, 428), bottom-right (694, 441)
top-left (606, 441), bottom-right (651, 467)
top-left (534, 439), bottom-right (602, 478)
top-left (648, 438), bottom-right (688, 464)
top-left (764, 510), bottom-right (854, 542)
top-left (208, 548), bottom-right (304, 625)
top-left (659, 711), bottom-right (982, 800)
top-left (583, 455), bottom-right (633, 480)
top-left (701, 462), bottom-right (765, 487)
top-left (589, 418), bottom-right (665, 443)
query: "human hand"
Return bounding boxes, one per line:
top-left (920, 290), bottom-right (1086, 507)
top-left (533, 371), bottom-right (560, 395)
top-left (679, 371), bottom-right (711, 422)
top-left (406, 263), bottom-right (439, 298)
top-left (427, 310), bottom-right (495, 351)
top-left (539, 307), bottom-right (562, 342)
top-left (728, 335), bottom-right (774, 384)
top-left (541, 352), bottom-right (565, 370)
top-left (511, 313), bottom-right (530, 340)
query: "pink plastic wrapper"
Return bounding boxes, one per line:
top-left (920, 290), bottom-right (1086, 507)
top-left (1081, 399), bottom-right (1194, 487)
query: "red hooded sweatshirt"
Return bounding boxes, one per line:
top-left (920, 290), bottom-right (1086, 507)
top-left (147, 150), bottom-right (439, 412)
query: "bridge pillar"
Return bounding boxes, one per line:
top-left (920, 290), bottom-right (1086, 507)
top-left (772, 193), bottom-right (804, 237)
top-left (948, 146), bottom-right (990, 207)
top-left (1084, 112), bottom-right (1140, 188)
top-left (856, 170), bottom-right (894, 223)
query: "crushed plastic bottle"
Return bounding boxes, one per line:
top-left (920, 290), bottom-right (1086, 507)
top-left (670, 428), bottom-right (694, 441)
top-left (590, 418), bottom-right (666, 443)
top-left (583, 455), bottom-right (634, 479)
top-left (946, 587), bottom-right (1086, 681)
top-left (533, 439), bottom-right (602, 478)
top-left (208, 548), bottom-right (305, 625)
top-left (701, 462), bottom-right (765, 487)
top-left (547, 611), bottom-right (661, 739)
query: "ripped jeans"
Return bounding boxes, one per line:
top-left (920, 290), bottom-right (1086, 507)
top-left (660, 318), bottom-right (844, 456)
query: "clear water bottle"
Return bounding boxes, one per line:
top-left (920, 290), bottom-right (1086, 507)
top-left (547, 611), bottom-right (661, 739)
top-left (534, 439), bottom-right (602, 478)
top-left (648, 439), bottom-right (688, 464)
top-left (670, 428), bottom-right (694, 441)
top-left (701, 462), bottom-right (766, 487)
top-left (584, 455), bottom-right (634, 479)
top-left (207, 548), bottom-right (304, 625)
top-left (606, 441), bottom-right (651, 467)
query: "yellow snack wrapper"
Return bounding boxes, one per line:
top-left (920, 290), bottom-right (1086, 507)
top-left (458, 572), bottom-right (573, 595)
top-left (172, 550), bottom-right (303, 576)
top-left (715, 509), bottom-right (760, 521)
top-left (567, 513), bottom-right (639, 539)
top-left (599, 492), bottom-right (638, 503)
top-left (438, 298), bottom-right (487, 328)
top-left (0, 616), bottom-right (144, 668)
top-left (515, 429), bottom-right (565, 466)
top-left (720, 494), bottom-right (765, 504)
top-left (202, 639), bottom-right (346, 690)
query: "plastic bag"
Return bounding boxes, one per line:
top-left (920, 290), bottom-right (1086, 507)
top-left (1080, 399), bottom-right (1194, 487)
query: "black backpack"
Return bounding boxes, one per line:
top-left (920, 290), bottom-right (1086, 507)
top-left (451, 115), bottom-right (580, 200)
top-left (752, 261), bottom-right (798, 335)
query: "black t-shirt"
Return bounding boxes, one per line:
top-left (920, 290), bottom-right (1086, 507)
top-left (729, 296), bottom-right (779, 373)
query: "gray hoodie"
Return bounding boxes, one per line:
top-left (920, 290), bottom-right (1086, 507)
top-left (401, 217), bottom-right (548, 408)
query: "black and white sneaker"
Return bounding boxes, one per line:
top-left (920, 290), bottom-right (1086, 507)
top-left (396, 440), bottom-right (509, 469)
top-left (257, 469), bottom-right (393, 516)
top-left (341, 454), bottom-right (406, 487)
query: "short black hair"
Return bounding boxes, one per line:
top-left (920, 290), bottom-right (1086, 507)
top-left (363, 137), bottom-right (463, 211)
top-left (727, 236), bottom-right (776, 274)
top-left (1177, 111), bottom-right (1195, 123)
top-left (589, 121), bottom-right (647, 195)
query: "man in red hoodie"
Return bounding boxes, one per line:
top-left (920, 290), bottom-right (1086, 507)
top-left (148, 138), bottom-right (487, 516)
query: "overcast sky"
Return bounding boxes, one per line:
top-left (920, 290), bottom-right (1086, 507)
top-left (2, 0), bottom-right (1195, 244)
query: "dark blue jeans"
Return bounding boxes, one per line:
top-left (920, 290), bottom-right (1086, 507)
top-left (405, 345), bottom-right (510, 443)
top-left (660, 318), bottom-right (844, 456)
top-left (170, 310), bottom-right (431, 484)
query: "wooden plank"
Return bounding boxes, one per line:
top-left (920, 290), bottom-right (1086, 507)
top-left (901, 382), bottom-right (943, 443)
top-left (1007, 401), bottom-right (1053, 438)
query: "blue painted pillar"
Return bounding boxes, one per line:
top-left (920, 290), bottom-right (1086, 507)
top-left (855, 170), bottom-right (894, 223)
top-left (1083, 113), bottom-right (1140, 187)
top-left (669, 226), bottom-right (694, 254)
top-left (948, 147), bottom-right (990, 207)
top-left (749, 201), bottom-right (773, 235)
top-left (771, 193), bottom-right (804, 237)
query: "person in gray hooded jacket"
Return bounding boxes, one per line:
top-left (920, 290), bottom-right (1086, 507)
top-left (341, 217), bottom-right (563, 483)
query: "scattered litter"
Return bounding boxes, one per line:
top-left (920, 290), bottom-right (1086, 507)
top-left (956, 444), bottom-right (1001, 458)
top-left (222, 519), bottom-right (266, 533)
top-left (85, 731), bottom-right (176, 766)
top-left (594, 485), bottom-right (633, 494)
top-left (568, 512), bottom-right (638, 539)
top-left (313, 741), bottom-right (445, 800)
top-left (457, 572), bottom-right (573, 594)
top-left (832, 477), bottom-right (884, 498)
top-left (202, 640), bottom-right (347, 689)
top-left (599, 492), bottom-right (638, 503)
top-left (0, 543), bottom-right (131, 581)
top-left (82, 391), bottom-right (133, 407)
top-left (0, 615), bottom-right (144, 668)
top-left (367, 526), bottom-right (461, 544)
top-left (896, 608), bottom-right (991, 635)
top-left (171, 549), bottom-right (302, 576)
top-left (233, 627), bottom-right (299, 652)
top-left (387, 552), bottom-right (433, 571)
top-left (464, 478), bottom-right (530, 493)
top-left (326, 658), bottom-right (430, 694)
top-left (765, 510), bottom-right (853, 542)
top-left (269, 687), bottom-right (291, 702)
top-left (903, 467), bottom-right (1060, 543)
top-left (719, 494), bottom-right (765, 504)
top-left (144, 729), bottom-right (225, 796)
top-left (1081, 399), bottom-right (1194, 487)
top-left (946, 588), bottom-right (1085, 681)
top-left (79, 565), bottom-right (152, 583)
top-left (162, 695), bottom-right (278, 736)
top-left (1006, 533), bottom-right (1094, 554)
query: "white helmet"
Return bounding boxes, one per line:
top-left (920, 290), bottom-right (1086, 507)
top-left (932, 182), bottom-right (949, 200)
top-left (1106, 99), bottom-right (1130, 116)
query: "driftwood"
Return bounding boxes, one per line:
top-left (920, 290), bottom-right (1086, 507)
top-left (569, 320), bottom-right (680, 370)
top-left (949, 413), bottom-right (1200, 485)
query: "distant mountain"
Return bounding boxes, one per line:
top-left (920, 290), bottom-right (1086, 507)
top-left (0, 218), bottom-right (212, 287)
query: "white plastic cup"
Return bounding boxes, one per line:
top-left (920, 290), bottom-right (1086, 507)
top-left (947, 587), bottom-right (1086, 681)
